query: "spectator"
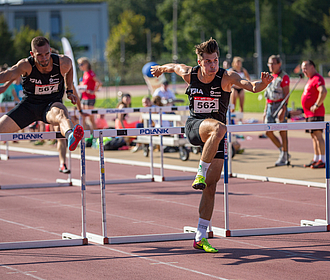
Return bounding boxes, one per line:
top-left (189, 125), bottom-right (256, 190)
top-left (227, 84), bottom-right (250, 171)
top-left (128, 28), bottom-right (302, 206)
top-left (264, 55), bottom-right (291, 166)
top-left (78, 57), bottom-right (102, 131)
top-left (115, 93), bottom-right (140, 129)
top-left (131, 96), bottom-right (153, 153)
top-left (301, 60), bottom-right (327, 169)
top-left (152, 80), bottom-right (176, 105)
top-left (95, 114), bottom-right (109, 129)
top-left (229, 56), bottom-right (251, 115)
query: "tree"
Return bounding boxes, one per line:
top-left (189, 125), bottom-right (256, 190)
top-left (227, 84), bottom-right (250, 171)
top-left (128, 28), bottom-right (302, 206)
top-left (0, 14), bottom-right (14, 66)
top-left (13, 26), bottom-right (44, 62)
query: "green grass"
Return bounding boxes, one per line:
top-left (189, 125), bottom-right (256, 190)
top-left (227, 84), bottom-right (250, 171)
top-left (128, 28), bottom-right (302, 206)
top-left (65, 88), bottom-right (330, 114)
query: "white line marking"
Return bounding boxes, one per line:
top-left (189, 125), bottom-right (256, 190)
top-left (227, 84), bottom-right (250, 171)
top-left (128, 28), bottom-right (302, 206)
top-left (99, 246), bottom-right (230, 280)
top-left (0, 264), bottom-right (45, 280)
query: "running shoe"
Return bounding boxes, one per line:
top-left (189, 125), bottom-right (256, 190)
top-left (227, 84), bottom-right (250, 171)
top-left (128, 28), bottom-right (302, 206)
top-left (192, 175), bottom-right (206, 190)
top-left (68, 124), bottom-right (84, 151)
top-left (275, 152), bottom-right (291, 166)
top-left (59, 164), bottom-right (70, 174)
top-left (193, 238), bottom-right (218, 253)
top-left (311, 160), bottom-right (325, 169)
top-left (304, 160), bottom-right (317, 168)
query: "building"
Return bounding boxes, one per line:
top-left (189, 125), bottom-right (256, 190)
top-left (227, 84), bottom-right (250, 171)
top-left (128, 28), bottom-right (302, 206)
top-left (0, 0), bottom-right (109, 62)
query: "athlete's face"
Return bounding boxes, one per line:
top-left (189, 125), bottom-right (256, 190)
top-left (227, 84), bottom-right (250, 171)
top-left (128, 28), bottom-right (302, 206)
top-left (198, 53), bottom-right (219, 75)
top-left (30, 44), bottom-right (51, 68)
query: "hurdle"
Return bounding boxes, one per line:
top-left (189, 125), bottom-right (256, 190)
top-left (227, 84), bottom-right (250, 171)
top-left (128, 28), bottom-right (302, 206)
top-left (85, 126), bottom-right (202, 244)
top-left (69, 105), bottom-right (195, 186)
top-left (0, 131), bottom-right (89, 189)
top-left (184, 122), bottom-right (330, 237)
top-left (0, 131), bottom-right (88, 250)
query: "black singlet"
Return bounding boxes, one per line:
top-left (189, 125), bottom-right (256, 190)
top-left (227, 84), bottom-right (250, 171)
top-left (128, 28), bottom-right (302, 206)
top-left (22, 54), bottom-right (64, 104)
top-left (185, 66), bottom-right (231, 123)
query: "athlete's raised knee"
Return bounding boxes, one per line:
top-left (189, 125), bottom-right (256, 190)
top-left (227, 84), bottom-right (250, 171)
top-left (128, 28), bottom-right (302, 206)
top-left (212, 122), bottom-right (226, 140)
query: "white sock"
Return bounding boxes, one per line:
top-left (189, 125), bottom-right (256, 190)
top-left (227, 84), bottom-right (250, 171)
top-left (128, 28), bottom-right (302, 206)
top-left (196, 160), bottom-right (211, 178)
top-left (320, 155), bottom-right (326, 163)
top-left (313, 154), bottom-right (318, 162)
top-left (195, 218), bottom-right (210, 242)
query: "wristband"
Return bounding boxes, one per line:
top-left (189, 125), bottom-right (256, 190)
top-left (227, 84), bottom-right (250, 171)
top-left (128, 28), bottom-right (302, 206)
top-left (314, 103), bottom-right (319, 108)
top-left (66, 89), bottom-right (73, 94)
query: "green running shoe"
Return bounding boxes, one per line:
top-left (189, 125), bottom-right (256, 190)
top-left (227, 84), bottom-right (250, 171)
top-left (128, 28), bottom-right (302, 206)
top-left (192, 175), bottom-right (206, 190)
top-left (193, 238), bottom-right (218, 253)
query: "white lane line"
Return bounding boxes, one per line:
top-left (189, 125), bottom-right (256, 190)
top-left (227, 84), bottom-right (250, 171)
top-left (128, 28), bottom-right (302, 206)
top-left (0, 264), bottom-right (45, 280)
top-left (99, 245), bottom-right (230, 280)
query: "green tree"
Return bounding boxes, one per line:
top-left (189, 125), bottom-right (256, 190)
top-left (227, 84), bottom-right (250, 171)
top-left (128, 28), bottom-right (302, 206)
top-left (13, 26), bottom-right (44, 62)
top-left (106, 10), bottom-right (148, 83)
top-left (0, 14), bottom-right (14, 66)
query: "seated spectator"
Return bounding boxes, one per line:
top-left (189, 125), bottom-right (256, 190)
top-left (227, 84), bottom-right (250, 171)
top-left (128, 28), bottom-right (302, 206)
top-left (95, 114), bottom-right (109, 129)
top-left (152, 80), bottom-right (176, 105)
top-left (115, 93), bottom-right (140, 129)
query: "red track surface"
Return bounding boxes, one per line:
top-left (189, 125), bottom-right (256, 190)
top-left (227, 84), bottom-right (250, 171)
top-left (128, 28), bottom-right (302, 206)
top-left (0, 149), bottom-right (329, 280)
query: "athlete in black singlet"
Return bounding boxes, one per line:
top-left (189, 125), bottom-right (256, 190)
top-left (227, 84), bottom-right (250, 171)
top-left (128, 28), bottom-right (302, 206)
top-left (0, 36), bottom-right (84, 152)
top-left (151, 38), bottom-right (273, 253)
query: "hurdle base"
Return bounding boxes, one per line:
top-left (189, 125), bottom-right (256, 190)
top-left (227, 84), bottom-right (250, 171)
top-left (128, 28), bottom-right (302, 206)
top-left (183, 226), bottom-right (214, 238)
top-left (62, 233), bottom-right (88, 245)
top-left (70, 177), bottom-right (154, 186)
top-left (0, 154), bottom-right (8, 160)
top-left (0, 181), bottom-right (72, 190)
top-left (300, 219), bottom-right (328, 226)
top-left (0, 238), bottom-right (87, 250)
top-left (83, 232), bottom-right (196, 244)
top-left (198, 225), bottom-right (329, 237)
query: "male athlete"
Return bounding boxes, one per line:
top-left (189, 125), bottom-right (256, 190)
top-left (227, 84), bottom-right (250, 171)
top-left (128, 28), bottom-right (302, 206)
top-left (151, 38), bottom-right (273, 253)
top-left (0, 36), bottom-right (84, 151)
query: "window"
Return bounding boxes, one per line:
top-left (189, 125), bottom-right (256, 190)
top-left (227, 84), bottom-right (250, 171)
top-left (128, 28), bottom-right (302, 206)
top-left (51, 11), bottom-right (61, 39)
top-left (14, 12), bottom-right (37, 30)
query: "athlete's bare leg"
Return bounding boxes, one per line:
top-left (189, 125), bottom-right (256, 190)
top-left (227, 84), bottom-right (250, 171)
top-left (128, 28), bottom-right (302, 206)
top-left (238, 90), bottom-right (245, 113)
top-left (266, 131), bottom-right (282, 149)
top-left (279, 130), bottom-right (288, 152)
top-left (199, 158), bottom-right (223, 220)
top-left (0, 115), bottom-right (21, 133)
top-left (45, 102), bottom-right (73, 136)
top-left (199, 118), bottom-right (226, 163)
top-left (312, 131), bottom-right (325, 155)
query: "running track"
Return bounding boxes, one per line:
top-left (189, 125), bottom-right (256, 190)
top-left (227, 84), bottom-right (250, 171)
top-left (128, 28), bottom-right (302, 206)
top-left (0, 149), bottom-right (329, 280)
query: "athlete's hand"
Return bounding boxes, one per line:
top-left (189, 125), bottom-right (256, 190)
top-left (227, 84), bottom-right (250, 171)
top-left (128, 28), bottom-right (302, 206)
top-left (260, 72), bottom-right (273, 85)
top-left (67, 93), bottom-right (77, 105)
top-left (150, 66), bottom-right (162, 78)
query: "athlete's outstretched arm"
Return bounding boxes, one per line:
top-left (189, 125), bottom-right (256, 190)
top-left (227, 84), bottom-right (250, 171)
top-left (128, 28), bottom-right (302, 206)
top-left (227, 71), bottom-right (273, 93)
top-left (0, 59), bottom-right (30, 84)
top-left (151, 63), bottom-right (192, 83)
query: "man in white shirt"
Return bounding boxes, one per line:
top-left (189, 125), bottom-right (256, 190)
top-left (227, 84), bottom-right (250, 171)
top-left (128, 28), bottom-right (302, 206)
top-left (152, 81), bottom-right (176, 104)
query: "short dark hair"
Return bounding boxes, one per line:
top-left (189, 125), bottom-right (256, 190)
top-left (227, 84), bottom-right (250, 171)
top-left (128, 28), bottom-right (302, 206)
top-left (306, 59), bottom-right (315, 68)
top-left (31, 36), bottom-right (50, 51)
top-left (195, 38), bottom-right (220, 60)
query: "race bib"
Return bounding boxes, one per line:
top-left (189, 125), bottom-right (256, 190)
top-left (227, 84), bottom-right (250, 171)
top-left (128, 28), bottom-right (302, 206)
top-left (193, 97), bottom-right (219, 113)
top-left (35, 84), bottom-right (59, 95)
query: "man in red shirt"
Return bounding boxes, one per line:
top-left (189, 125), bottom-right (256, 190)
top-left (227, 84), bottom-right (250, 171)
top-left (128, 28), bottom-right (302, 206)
top-left (301, 60), bottom-right (327, 168)
top-left (264, 55), bottom-right (290, 166)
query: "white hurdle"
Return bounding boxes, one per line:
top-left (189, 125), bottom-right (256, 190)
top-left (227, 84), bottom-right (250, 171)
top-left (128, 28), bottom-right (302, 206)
top-left (0, 131), bottom-right (89, 189)
top-left (0, 131), bottom-right (88, 250)
top-left (69, 105), bottom-right (194, 186)
top-left (184, 122), bottom-right (330, 237)
top-left (85, 126), bottom-right (202, 244)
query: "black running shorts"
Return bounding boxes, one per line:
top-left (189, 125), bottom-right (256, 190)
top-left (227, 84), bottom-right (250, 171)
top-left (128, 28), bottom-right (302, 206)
top-left (6, 98), bottom-right (62, 129)
top-left (185, 117), bottom-right (225, 159)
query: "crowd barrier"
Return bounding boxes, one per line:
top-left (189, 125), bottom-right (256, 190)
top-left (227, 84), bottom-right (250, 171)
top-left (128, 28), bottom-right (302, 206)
top-left (0, 131), bottom-right (88, 250)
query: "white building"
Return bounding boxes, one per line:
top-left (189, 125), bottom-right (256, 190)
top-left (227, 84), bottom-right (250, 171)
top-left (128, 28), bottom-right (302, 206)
top-left (0, 0), bottom-right (109, 62)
